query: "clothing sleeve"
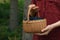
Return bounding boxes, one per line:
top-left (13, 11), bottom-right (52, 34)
top-left (31, 0), bottom-right (36, 4)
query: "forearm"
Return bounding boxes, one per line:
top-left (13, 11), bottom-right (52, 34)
top-left (51, 21), bottom-right (60, 28)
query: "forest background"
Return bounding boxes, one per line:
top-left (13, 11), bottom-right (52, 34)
top-left (0, 0), bottom-right (24, 40)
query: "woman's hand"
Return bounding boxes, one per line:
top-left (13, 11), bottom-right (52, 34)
top-left (35, 25), bottom-right (54, 35)
top-left (28, 4), bottom-right (39, 10)
top-left (28, 4), bottom-right (39, 15)
top-left (35, 21), bottom-right (60, 35)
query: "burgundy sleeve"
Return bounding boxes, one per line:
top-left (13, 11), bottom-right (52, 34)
top-left (31, 0), bottom-right (36, 4)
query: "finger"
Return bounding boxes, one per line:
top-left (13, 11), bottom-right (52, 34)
top-left (39, 31), bottom-right (49, 35)
top-left (39, 29), bottom-right (51, 35)
top-left (28, 4), bottom-right (36, 8)
top-left (33, 6), bottom-right (39, 9)
top-left (41, 26), bottom-right (49, 32)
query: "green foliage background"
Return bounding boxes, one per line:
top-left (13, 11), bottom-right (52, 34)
top-left (0, 0), bottom-right (24, 40)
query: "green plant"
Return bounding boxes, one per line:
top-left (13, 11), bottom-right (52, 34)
top-left (0, 0), bottom-right (24, 40)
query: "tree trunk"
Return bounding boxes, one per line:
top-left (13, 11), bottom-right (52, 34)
top-left (22, 0), bottom-right (33, 40)
top-left (9, 0), bottom-right (18, 31)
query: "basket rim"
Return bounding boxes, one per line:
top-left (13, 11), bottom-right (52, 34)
top-left (23, 19), bottom-right (46, 23)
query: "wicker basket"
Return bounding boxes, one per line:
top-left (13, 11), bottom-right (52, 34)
top-left (23, 7), bottom-right (47, 33)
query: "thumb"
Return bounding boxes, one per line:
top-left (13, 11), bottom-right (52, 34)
top-left (41, 26), bottom-right (49, 32)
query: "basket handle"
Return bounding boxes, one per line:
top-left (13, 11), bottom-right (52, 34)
top-left (27, 7), bottom-right (31, 21)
